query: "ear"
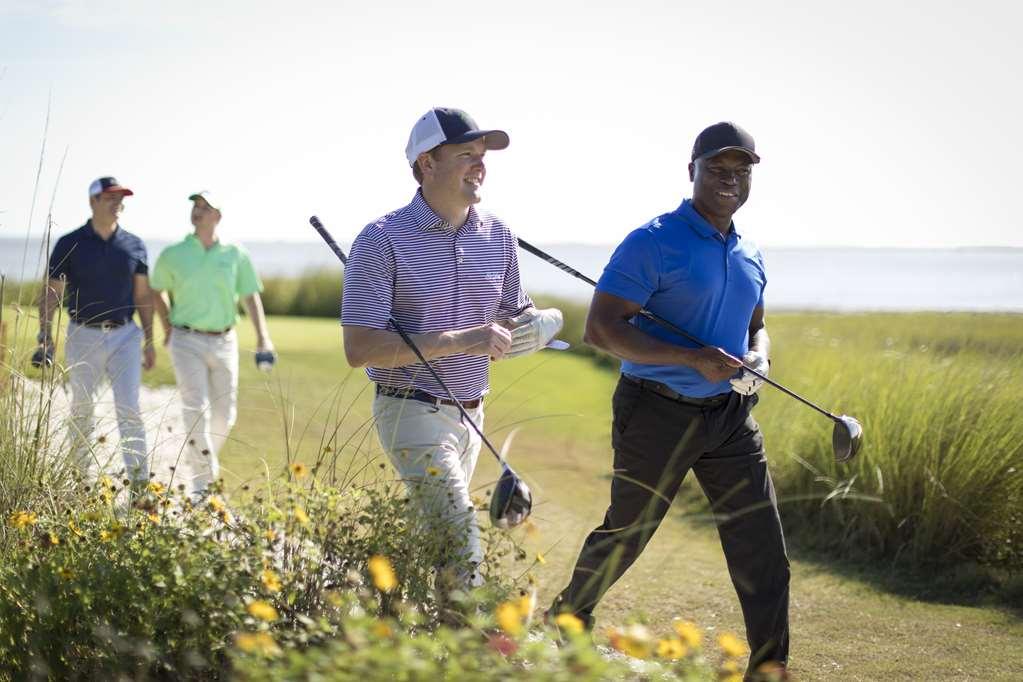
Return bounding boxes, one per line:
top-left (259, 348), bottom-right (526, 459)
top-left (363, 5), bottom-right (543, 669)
top-left (688, 161), bottom-right (696, 182)
top-left (417, 151), bottom-right (436, 178)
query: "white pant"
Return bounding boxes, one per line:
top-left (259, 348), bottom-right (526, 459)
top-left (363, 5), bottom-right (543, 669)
top-left (169, 328), bottom-right (239, 495)
top-left (65, 321), bottom-right (148, 480)
top-left (373, 393), bottom-right (484, 587)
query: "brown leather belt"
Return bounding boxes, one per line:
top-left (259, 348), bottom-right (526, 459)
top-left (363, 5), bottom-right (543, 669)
top-left (175, 325), bottom-right (233, 336)
top-left (376, 384), bottom-right (482, 409)
top-left (622, 374), bottom-right (731, 407)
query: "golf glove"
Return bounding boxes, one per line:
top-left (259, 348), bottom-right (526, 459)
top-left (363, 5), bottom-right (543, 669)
top-left (502, 308), bottom-right (564, 359)
top-left (255, 350), bottom-right (277, 372)
top-left (729, 351), bottom-right (769, 396)
top-left (31, 345), bottom-right (54, 368)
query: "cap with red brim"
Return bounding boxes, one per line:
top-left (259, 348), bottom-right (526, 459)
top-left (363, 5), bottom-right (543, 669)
top-left (89, 176), bottom-right (134, 197)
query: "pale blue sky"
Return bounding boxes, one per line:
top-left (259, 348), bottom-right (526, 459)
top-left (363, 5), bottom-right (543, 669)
top-left (1, 0), bottom-right (1020, 248)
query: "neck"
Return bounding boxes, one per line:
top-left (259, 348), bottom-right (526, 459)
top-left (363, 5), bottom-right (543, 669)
top-left (691, 199), bottom-right (733, 235)
top-left (194, 225), bottom-right (218, 248)
top-left (420, 185), bottom-right (470, 229)
top-left (90, 216), bottom-right (118, 238)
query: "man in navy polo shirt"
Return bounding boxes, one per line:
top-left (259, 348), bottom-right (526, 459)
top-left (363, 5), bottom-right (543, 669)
top-left (551, 123), bottom-right (789, 674)
top-left (38, 176), bottom-right (156, 489)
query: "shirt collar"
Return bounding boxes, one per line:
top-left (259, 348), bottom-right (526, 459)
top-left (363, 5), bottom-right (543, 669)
top-left (84, 219), bottom-right (122, 241)
top-left (408, 189), bottom-right (482, 233)
top-left (185, 233), bottom-right (219, 249)
top-left (675, 198), bottom-right (740, 241)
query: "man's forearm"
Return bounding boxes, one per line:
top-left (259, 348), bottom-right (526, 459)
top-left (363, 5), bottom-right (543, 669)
top-left (748, 326), bottom-right (770, 359)
top-left (343, 327), bottom-right (466, 368)
top-left (586, 318), bottom-right (701, 367)
top-left (243, 294), bottom-right (271, 345)
top-left (151, 291), bottom-right (171, 335)
top-left (38, 279), bottom-right (63, 339)
top-left (135, 297), bottom-right (155, 344)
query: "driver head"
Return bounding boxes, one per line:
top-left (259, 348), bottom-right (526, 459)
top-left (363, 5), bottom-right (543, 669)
top-left (833, 415), bottom-right (863, 463)
top-left (490, 465), bottom-right (533, 529)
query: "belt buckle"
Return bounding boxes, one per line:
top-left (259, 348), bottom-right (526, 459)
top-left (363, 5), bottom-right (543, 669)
top-left (99, 320), bottom-right (117, 332)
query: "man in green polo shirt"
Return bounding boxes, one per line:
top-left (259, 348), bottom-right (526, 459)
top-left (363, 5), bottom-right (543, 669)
top-left (150, 191), bottom-right (276, 497)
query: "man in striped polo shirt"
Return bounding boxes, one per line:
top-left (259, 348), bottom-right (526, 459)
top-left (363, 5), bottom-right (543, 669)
top-left (342, 107), bottom-right (563, 588)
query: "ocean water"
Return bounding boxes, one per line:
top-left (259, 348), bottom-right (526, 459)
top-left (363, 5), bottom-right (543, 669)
top-left (2, 238), bottom-right (1021, 312)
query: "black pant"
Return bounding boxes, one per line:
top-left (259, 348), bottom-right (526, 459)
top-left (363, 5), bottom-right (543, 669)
top-left (554, 375), bottom-right (790, 668)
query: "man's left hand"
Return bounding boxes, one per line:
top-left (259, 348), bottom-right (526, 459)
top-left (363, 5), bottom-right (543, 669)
top-left (500, 308), bottom-right (564, 359)
top-left (143, 343), bottom-right (157, 371)
top-left (729, 351), bottom-right (768, 395)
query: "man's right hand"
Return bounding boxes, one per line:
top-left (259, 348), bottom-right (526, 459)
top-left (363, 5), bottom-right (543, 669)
top-left (31, 342), bottom-right (55, 368)
top-left (459, 323), bottom-right (513, 359)
top-left (688, 346), bottom-right (743, 383)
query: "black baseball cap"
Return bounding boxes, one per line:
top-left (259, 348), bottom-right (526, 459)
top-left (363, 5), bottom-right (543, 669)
top-left (691, 122), bottom-right (760, 163)
top-left (405, 107), bottom-right (510, 165)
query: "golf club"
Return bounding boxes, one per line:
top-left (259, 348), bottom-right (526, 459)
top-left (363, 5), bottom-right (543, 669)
top-left (309, 215), bottom-right (533, 527)
top-left (516, 238), bottom-right (863, 463)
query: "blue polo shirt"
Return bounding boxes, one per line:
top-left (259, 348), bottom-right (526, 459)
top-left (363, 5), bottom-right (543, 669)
top-left (48, 221), bottom-right (149, 325)
top-left (596, 198), bottom-right (767, 398)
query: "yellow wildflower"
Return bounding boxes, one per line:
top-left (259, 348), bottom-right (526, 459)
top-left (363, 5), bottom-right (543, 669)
top-left (98, 490), bottom-right (113, 505)
top-left (247, 600), bottom-right (278, 622)
top-left (263, 528), bottom-right (277, 542)
top-left (261, 569), bottom-right (282, 593)
top-left (9, 511), bottom-right (38, 529)
top-left (68, 520), bottom-right (83, 538)
top-left (235, 631), bottom-right (282, 657)
top-left (99, 530), bottom-right (113, 542)
top-left (99, 475), bottom-right (114, 490)
top-left (289, 462), bottom-right (308, 479)
top-left (147, 481), bottom-right (165, 495)
top-left (717, 632), bottom-right (748, 659)
top-left (293, 507), bottom-right (310, 526)
top-left (535, 552), bottom-right (547, 565)
top-left (656, 637), bottom-right (687, 660)
top-left (607, 623), bottom-right (653, 659)
top-left (495, 601), bottom-right (523, 636)
top-left (719, 658), bottom-right (743, 682)
top-left (367, 555), bottom-right (397, 592)
top-left (515, 591), bottom-right (536, 620)
top-left (371, 621), bottom-right (393, 638)
top-left (47, 532), bottom-right (60, 546)
top-left (672, 620), bottom-right (703, 648)
top-left (425, 466), bottom-right (441, 477)
top-left (148, 513), bottom-right (161, 525)
top-left (554, 613), bottom-right (585, 635)
top-left (208, 496), bottom-right (226, 514)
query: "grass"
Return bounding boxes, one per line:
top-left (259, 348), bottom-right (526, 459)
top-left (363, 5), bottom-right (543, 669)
top-left (4, 306), bottom-right (1022, 679)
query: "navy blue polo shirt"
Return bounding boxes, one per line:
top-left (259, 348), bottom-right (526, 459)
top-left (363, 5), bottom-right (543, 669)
top-left (48, 221), bottom-right (149, 324)
top-left (596, 198), bottom-right (767, 398)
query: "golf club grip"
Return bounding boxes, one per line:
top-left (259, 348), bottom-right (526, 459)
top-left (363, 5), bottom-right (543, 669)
top-left (308, 215), bottom-right (512, 465)
top-left (309, 216), bottom-right (347, 265)
top-left (516, 239), bottom-right (840, 421)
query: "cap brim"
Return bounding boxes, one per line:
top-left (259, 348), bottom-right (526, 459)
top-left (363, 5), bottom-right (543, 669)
top-left (447, 129), bottom-right (510, 151)
top-left (100, 186), bottom-right (134, 196)
top-left (697, 146), bottom-right (760, 164)
top-left (188, 193), bottom-right (220, 210)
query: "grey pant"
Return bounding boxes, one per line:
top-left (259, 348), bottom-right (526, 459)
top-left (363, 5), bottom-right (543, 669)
top-left (65, 321), bottom-right (148, 480)
top-left (554, 375), bottom-right (790, 669)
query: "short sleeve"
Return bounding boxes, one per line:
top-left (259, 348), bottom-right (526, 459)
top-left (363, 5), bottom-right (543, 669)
top-left (235, 248), bottom-right (262, 296)
top-left (47, 235), bottom-right (73, 280)
top-left (595, 227), bottom-right (662, 307)
top-left (133, 239), bottom-right (149, 276)
top-left (149, 249), bottom-right (172, 291)
top-left (497, 228), bottom-right (533, 317)
top-left (341, 229), bottom-right (395, 329)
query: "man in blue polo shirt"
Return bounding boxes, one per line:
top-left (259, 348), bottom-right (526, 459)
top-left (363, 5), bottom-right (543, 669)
top-left (38, 176), bottom-right (156, 489)
top-left (551, 123), bottom-right (789, 675)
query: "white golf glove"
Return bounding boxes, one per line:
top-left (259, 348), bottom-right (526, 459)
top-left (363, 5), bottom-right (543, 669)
top-left (729, 351), bottom-right (769, 396)
top-left (501, 307), bottom-right (564, 359)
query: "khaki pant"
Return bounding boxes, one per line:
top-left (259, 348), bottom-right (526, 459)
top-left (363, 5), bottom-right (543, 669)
top-left (373, 392), bottom-right (484, 587)
top-left (169, 328), bottom-right (238, 495)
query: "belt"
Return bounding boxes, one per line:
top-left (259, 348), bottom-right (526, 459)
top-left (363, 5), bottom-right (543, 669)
top-left (175, 325), bottom-right (233, 336)
top-left (622, 374), bottom-right (731, 407)
top-left (376, 384), bottom-right (482, 409)
top-left (73, 318), bottom-right (127, 330)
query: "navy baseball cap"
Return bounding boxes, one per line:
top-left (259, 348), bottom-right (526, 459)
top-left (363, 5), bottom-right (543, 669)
top-left (691, 122), bottom-right (760, 163)
top-left (88, 176), bottom-right (134, 197)
top-left (405, 107), bottom-right (510, 165)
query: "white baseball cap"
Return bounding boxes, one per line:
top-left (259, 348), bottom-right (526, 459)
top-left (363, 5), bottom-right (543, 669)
top-left (405, 107), bottom-right (509, 166)
top-left (188, 191), bottom-right (223, 212)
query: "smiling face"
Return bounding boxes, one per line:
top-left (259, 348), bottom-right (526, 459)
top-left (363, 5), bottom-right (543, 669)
top-left (688, 149), bottom-right (754, 225)
top-left (89, 191), bottom-right (127, 223)
top-left (418, 137), bottom-right (488, 207)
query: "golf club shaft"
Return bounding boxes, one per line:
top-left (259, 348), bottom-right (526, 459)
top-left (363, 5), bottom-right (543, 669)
top-left (311, 216), bottom-right (509, 464)
top-left (516, 237), bottom-right (841, 423)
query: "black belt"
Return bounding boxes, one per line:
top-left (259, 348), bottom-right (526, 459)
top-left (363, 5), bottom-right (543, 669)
top-left (376, 384), bottom-right (482, 409)
top-left (622, 374), bottom-right (731, 407)
top-left (72, 318), bottom-right (127, 330)
top-left (175, 325), bottom-right (233, 336)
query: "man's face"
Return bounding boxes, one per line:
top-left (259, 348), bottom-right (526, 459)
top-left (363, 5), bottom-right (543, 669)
top-left (689, 150), bottom-right (754, 221)
top-left (190, 197), bottom-right (221, 230)
top-left (89, 191), bottom-right (126, 222)
top-left (420, 138), bottom-right (488, 205)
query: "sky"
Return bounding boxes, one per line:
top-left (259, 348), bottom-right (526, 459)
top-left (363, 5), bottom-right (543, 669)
top-left (1, 0), bottom-right (1021, 249)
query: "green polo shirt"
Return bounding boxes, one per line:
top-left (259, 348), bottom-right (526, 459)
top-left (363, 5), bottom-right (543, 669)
top-left (150, 234), bottom-right (262, 331)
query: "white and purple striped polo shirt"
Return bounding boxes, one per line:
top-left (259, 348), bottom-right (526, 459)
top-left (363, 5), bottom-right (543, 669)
top-left (342, 190), bottom-right (532, 400)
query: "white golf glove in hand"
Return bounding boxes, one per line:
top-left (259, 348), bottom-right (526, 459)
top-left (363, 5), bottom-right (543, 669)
top-left (729, 351), bottom-right (769, 396)
top-left (502, 307), bottom-right (564, 359)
